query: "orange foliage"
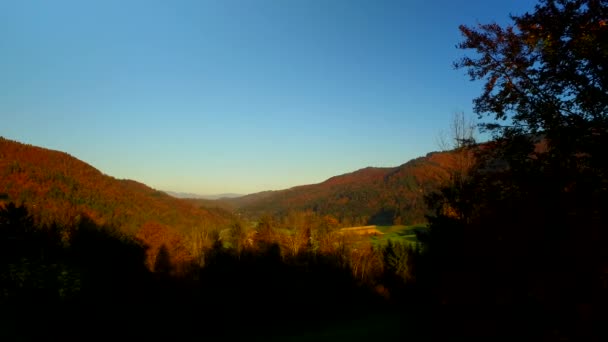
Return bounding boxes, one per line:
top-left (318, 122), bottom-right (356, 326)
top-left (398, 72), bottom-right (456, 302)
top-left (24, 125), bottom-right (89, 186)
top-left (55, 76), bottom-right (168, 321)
top-left (136, 221), bottom-right (192, 274)
top-left (0, 137), bottom-right (232, 234)
top-left (228, 149), bottom-right (465, 225)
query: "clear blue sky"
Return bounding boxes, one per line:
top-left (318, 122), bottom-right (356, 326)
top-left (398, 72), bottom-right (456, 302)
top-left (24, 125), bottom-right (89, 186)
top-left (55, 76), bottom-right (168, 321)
top-left (0, 0), bottom-right (538, 195)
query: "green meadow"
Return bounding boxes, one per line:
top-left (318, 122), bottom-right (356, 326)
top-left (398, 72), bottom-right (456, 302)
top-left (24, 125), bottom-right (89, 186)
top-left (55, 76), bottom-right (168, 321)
top-left (370, 224), bottom-right (427, 246)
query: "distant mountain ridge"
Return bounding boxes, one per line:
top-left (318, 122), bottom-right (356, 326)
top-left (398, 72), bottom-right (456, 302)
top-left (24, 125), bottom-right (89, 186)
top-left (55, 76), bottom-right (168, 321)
top-left (0, 135), bottom-right (464, 229)
top-left (165, 191), bottom-right (244, 200)
top-left (223, 151), bottom-right (461, 226)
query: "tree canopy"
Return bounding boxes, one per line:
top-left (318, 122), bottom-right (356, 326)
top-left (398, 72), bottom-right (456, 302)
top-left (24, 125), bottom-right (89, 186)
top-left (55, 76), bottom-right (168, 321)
top-left (421, 1), bottom-right (608, 339)
top-left (455, 0), bottom-right (607, 138)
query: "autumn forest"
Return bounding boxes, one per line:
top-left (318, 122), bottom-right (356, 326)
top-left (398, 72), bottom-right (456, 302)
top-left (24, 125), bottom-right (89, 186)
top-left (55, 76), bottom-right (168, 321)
top-left (2, 1), bottom-right (608, 340)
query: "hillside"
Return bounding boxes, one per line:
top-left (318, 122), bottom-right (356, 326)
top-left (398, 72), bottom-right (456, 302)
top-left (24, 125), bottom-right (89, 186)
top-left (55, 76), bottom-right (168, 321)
top-left (0, 137), bottom-right (233, 234)
top-left (225, 151), bottom-right (462, 225)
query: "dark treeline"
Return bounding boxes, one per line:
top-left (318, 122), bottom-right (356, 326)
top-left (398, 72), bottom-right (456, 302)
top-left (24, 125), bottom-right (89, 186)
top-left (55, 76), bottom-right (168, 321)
top-left (417, 0), bottom-right (608, 340)
top-left (0, 202), bottom-right (422, 341)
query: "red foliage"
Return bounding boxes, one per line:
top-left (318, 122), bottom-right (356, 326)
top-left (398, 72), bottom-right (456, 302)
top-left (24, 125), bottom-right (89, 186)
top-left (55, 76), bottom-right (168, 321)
top-left (227, 150), bottom-right (463, 225)
top-left (136, 221), bottom-right (192, 273)
top-left (0, 137), bottom-right (232, 234)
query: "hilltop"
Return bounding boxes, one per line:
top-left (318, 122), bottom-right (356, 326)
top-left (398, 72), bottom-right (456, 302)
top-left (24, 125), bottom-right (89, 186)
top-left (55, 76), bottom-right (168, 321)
top-left (0, 137), bottom-right (233, 234)
top-left (223, 150), bottom-right (462, 225)
top-left (0, 135), bottom-right (464, 230)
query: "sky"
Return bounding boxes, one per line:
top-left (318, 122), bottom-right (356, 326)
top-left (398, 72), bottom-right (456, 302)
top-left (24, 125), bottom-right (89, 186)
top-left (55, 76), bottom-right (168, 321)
top-left (0, 0), bottom-right (538, 195)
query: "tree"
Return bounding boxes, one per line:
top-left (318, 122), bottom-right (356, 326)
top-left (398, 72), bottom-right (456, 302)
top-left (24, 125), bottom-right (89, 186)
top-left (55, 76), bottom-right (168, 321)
top-left (280, 211), bottom-right (313, 257)
top-left (229, 220), bottom-right (248, 257)
top-left (436, 111), bottom-right (477, 192)
top-left (136, 221), bottom-right (191, 274)
top-left (422, 1), bottom-right (608, 339)
top-left (437, 111), bottom-right (476, 151)
top-left (454, 0), bottom-right (608, 248)
top-left (254, 214), bottom-right (276, 252)
top-left (455, 0), bottom-right (607, 139)
top-left (186, 224), bottom-right (216, 267)
top-left (453, 0), bottom-right (608, 249)
top-left (154, 245), bottom-right (172, 276)
top-left (454, 0), bottom-right (608, 190)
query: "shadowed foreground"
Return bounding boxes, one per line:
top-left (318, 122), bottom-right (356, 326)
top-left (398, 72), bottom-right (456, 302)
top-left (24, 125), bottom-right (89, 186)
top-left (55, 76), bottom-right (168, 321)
top-left (0, 203), bottom-right (428, 341)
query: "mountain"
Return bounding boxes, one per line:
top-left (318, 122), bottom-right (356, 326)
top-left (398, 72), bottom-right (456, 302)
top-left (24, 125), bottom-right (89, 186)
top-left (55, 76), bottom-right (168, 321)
top-left (165, 191), bottom-right (244, 200)
top-left (0, 135), bottom-right (465, 230)
top-left (202, 193), bottom-right (244, 200)
top-left (164, 191), bottom-right (208, 199)
top-left (224, 151), bottom-right (462, 225)
top-left (0, 137), bottom-right (233, 234)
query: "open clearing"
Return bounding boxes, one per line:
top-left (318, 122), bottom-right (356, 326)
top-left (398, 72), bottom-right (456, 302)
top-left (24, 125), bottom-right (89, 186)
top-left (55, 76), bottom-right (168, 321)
top-left (339, 225), bottom-right (384, 235)
top-left (371, 224), bottom-right (427, 246)
top-left (338, 224), bottom-right (427, 246)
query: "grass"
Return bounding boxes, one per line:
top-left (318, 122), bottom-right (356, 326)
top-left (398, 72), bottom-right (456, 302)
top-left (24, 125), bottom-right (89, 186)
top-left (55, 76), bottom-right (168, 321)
top-left (370, 224), bottom-right (427, 246)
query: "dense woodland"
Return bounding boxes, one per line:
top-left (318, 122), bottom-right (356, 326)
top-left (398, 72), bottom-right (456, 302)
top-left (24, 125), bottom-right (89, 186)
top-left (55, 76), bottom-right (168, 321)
top-left (0, 201), bottom-right (421, 340)
top-left (0, 137), bottom-right (234, 233)
top-left (221, 151), bottom-right (461, 226)
top-left (1, 0), bottom-right (607, 340)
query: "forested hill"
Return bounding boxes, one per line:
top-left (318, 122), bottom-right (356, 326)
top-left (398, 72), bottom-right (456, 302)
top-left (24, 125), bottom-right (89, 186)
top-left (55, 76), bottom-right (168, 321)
top-left (0, 137), bottom-right (233, 234)
top-left (224, 150), bottom-right (462, 226)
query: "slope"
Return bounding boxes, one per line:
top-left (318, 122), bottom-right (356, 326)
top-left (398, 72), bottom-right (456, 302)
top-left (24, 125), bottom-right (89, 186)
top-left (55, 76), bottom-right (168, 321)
top-left (0, 137), bottom-right (233, 234)
top-left (225, 151), bottom-right (461, 225)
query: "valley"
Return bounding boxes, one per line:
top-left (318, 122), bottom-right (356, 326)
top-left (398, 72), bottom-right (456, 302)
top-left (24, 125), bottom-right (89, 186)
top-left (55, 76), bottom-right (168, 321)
top-left (2, 0), bottom-right (606, 339)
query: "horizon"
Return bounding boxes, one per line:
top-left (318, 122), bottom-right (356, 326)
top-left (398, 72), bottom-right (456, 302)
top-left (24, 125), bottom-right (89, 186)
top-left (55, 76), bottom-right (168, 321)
top-left (0, 0), bottom-right (537, 194)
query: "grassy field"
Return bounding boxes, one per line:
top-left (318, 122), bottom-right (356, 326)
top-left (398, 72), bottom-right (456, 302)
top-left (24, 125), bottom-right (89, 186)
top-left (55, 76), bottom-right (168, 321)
top-left (338, 224), bottom-right (427, 247)
top-left (370, 224), bottom-right (427, 246)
